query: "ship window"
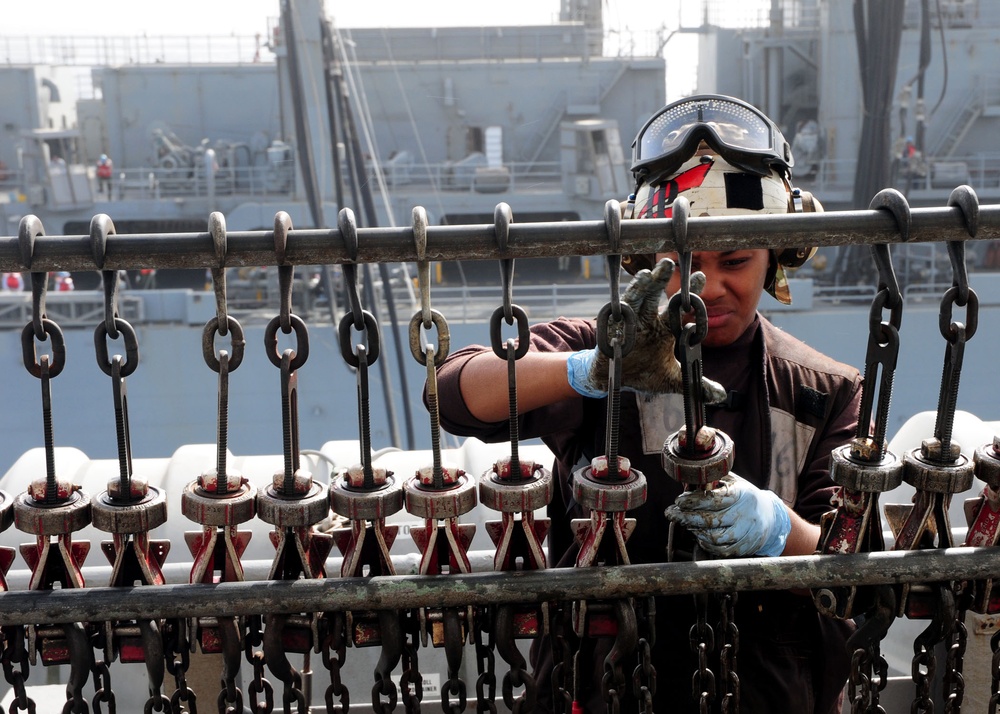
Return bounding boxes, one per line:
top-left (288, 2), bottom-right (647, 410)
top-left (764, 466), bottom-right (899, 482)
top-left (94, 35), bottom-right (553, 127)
top-left (466, 127), bottom-right (485, 155)
top-left (591, 129), bottom-right (608, 155)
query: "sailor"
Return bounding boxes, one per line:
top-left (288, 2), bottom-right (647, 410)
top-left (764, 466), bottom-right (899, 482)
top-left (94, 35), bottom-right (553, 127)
top-left (434, 94), bottom-right (861, 713)
top-left (2, 271), bottom-right (23, 292)
top-left (96, 153), bottom-right (114, 199)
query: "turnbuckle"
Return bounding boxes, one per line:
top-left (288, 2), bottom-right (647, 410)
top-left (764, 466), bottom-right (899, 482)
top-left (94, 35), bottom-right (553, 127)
top-left (0, 493), bottom-right (13, 592)
top-left (814, 440), bottom-right (903, 619)
top-left (330, 218), bottom-right (405, 673)
top-left (406, 210), bottom-right (477, 660)
top-left (15, 217), bottom-right (93, 669)
top-left (964, 436), bottom-right (1000, 613)
top-left (258, 215), bottom-right (332, 709)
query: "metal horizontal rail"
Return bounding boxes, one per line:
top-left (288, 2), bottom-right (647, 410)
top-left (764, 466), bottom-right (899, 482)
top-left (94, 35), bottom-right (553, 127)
top-left (0, 547), bottom-right (996, 626)
top-left (3, 203), bottom-right (997, 272)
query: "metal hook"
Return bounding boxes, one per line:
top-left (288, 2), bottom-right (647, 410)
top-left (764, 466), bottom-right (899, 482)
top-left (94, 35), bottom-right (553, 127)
top-left (495, 202), bottom-right (515, 323)
top-left (90, 214), bottom-right (112, 268)
top-left (947, 185), bottom-right (979, 305)
top-left (604, 199), bottom-right (623, 320)
top-left (948, 184), bottom-right (979, 239)
top-left (671, 195), bottom-right (693, 311)
top-left (339, 207), bottom-right (365, 331)
top-left (209, 211), bottom-right (229, 337)
top-left (19, 216), bottom-right (46, 340)
top-left (412, 205), bottom-right (432, 329)
top-left (273, 211), bottom-right (294, 333)
top-left (91, 215), bottom-right (122, 341)
top-left (18, 215), bottom-right (42, 271)
top-left (867, 189), bottom-right (909, 307)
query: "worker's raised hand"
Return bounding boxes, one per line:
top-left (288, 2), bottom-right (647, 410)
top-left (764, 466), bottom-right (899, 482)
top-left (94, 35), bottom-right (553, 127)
top-left (566, 258), bottom-right (726, 403)
top-left (665, 473), bottom-right (792, 557)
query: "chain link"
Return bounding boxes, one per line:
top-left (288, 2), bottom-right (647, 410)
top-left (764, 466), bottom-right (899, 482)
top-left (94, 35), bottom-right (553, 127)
top-left (3, 627), bottom-right (37, 714)
top-left (549, 607), bottom-right (574, 714)
top-left (91, 660), bottom-right (117, 714)
top-left (944, 614), bottom-right (968, 713)
top-left (165, 621), bottom-right (198, 714)
top-left (399, 621), bottom-right (423, 714)
top-left (910, 640), bottom-right (936, 714)
top-left (474, 610), bottom-right (498, 714)
top-left (247, 650), bottom-right (274, 714)
top-left (848, 643), bottom-right (888, 714)
top-left (716, 593), bottom-right (739, 714)
top-left (989, 629), bottom-right (1000, 714)
top-left (321, 615), bottom-right (349, 714)
top-left (690, 594), bottom-right (716, 713)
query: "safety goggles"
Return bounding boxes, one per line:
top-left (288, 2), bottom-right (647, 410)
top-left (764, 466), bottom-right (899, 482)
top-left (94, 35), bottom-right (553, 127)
top-left (630, 94), bottom-right (793, 182)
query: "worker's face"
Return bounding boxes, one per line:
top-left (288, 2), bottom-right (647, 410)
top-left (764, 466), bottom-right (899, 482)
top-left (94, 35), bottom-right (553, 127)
top-left (656, 249), bottom-right (770, 348)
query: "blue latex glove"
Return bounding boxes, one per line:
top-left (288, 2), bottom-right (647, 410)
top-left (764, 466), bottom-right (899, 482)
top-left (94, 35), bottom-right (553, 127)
top-left (665, 473), bottom-right (791, 557)
top-left (566, 348), bottom-right (606, 397)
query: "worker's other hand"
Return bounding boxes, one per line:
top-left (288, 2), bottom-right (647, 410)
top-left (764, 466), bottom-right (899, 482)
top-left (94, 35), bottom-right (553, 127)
top-left (566, 258), bottom-right (726, 403)
top-left (664, 473), bottom-right (791, 557)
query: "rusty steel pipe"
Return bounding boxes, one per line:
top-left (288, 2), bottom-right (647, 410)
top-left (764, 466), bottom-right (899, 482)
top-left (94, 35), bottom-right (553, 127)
top-left (3, 204), bottom-right (1000, 272)
top-left (0, 547), bottom-right (998, 626)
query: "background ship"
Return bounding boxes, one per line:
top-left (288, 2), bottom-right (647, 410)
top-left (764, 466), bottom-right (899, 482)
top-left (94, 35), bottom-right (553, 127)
top-left (0, 0), bottom-right (998, 711)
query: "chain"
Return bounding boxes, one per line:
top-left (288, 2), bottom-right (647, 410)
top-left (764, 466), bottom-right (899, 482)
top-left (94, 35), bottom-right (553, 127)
top-left (164, 621), bottom-right (198, 714)
top-left (505, 664), bottom-right (537, 714)
top-left (629, 597), bottom-right (656, 714)
top-left (943, 613), bottom-right (968, 713)
top-left (281, 670), bottom-right (307, 714)
top-left (848, 643), bottom-right (889, 714)
top-left (321, 614), bottom-right (349, 714)
top-left (371, 609), bottom-right (402, 714)
top-left (215, 618), bottom-right (245, 714)
top-left (440, 610), bottom-right (468, 714)
top-left (247, 649), bottom-right (275, 714)
top-left (474, 609), bottom-right (498, 714)
top-left (630, 639), bottom-right (654, 714)
top-left (549, 606), bottom-right (574, 714)
top-left (3, 627), bottom-right (37, 714)
top-left (716, 593), bottom-right (739, 714)
top-left (989, 630), bottom-right (1000, 714)
top-left (91, 660), bottom-right (117, 714)
top-left (599, 600), bottom-right (636, 714)
top-left (690, 594), bottom-right (716, 714)
top-left (910, 638), bottom-right (936, 714)
top-left (664, 209), bottom-right (711, 456)
top-left (848, 647), bottom-right (873, 714)
top-left (399, 620), bottom-right (423, 714)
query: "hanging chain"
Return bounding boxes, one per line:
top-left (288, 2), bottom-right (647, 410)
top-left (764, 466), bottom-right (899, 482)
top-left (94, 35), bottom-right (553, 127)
top-left (320, 613), bottom-right (349, 714)
top-left (630, 596), bottom-right (657, 714)
top-left (164, 621), bottom-right (197, 714)
top-left (2, 627), bottom-right (37, 714)
top-left (248, 649), bottom-right (275, 714)
top-left (399, 616), bottom-right (423, 714)
top-left (911, 636), bottom-right (936, 714)
top-left (690, 593), bottom-right (716, 714)
top-left (548, 605), bottom-right (575, 714)
top-left (943, 608), bottom-right (968, 714)
top-left (716, 592), bottom-right (739, 714)
top-left (989, 630), bottom-right (1000, 714)
top-left (91, 660), bottom-right (116, 714)
top-left (847, 643), bottom-right (889, 714)
top-left (474, 609), bottom-right (498, 714)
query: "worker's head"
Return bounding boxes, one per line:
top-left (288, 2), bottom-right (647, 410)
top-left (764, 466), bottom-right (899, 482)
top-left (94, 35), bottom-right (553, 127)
top-left (622, 95), bottom-right (818, 339)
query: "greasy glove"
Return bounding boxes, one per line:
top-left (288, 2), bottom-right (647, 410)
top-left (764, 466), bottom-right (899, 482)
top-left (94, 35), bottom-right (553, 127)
top-left (566, 258), bottom-right (726, 403)
top-left (664, 473), bottom-right (791, 557)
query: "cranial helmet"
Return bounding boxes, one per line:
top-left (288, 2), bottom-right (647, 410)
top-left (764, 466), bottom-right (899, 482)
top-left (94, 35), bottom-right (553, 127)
top-left (622, 94), bottom-right (817, 305)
